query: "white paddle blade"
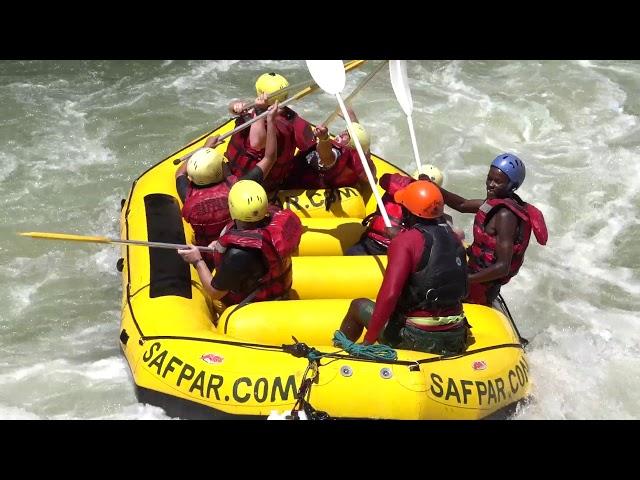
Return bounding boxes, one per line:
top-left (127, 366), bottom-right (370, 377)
top-left (389, 60), bottom-right (413, 116)
top-left (305, 60), bottom-right (346, 95)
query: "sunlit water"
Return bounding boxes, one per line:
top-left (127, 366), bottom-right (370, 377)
top-left (1, 60), bottom-right (638, 419)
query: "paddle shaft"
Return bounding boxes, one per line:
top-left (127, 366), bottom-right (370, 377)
top-left (406, 114), bottom-right (422, 173)
top-left (323, 60), bottom-right (387, 127)
top-left (335, 94), bottom-right (392, 228)
top-left (389, 60), bottom-right (423, 173)
top-left (219, 60), bottom-right (367, 142)
top-left (218, 92), bottom-right (299, 142)
top-left (176, 61), bottom-right (368, 166)
top-left (240, 60), bottom-right (362, 112)
top-left (116, 238), bottom-right (214, 252)
top-left (20, 232), bottom-right (214, 252)
top-left (239, 77), bottom-right (317, 112)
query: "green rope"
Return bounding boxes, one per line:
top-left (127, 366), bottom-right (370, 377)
top-left (307, 349), bottom-right (324, 362)
top-left (332, 331), bottom-right (398, 361)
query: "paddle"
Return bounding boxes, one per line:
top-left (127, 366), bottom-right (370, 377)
top-left (236, 60), bottom-right (364, 113)
top-left (217, 89), bottom-right (303, 143)
top-left (322, 60), bottom-right (388, 127)
top-left (219, 60), bottom-right (367, 143)
top-left (175, 61), bottom-right (368, 165)
top-left (389, 60), bottom-right (422, 174)
top-left (305, 60), bottom-right (392, 228)
top-left (234, 77), bottom-right (317, 113)
top-left (18, 232), bottom-right (214, 253)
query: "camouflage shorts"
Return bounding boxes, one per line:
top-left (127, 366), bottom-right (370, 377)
top-left (356, 299), bottom-right (468, 356)
top-left (381, 315), bottom-right (468, 356)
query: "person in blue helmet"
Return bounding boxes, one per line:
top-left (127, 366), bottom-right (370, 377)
top-left (434, 153), bottom-right (548, 306)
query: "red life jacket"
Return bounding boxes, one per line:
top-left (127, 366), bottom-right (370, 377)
top-left (468, 197), bottom-right (548, 285)
top-left (225, 115), bottom-right (263, 178)
top-left (365, 173), bottom-right (413, 246)
top-left (262, 108), bottom-right (315, 193)
top-left (213, 207), bottom-right (302, 305)
top-left (182, 175), bottom-right (238, 247)
top-left (286, 140), bottom-right (374, 189)
top-left (321, 140), bottom-right (375, 188)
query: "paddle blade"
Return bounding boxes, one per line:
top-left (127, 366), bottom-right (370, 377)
top-left (305, 60), bottom-right (345, 95)
top-left (18, 231), bottom-right (110, 243)
top-left (389, 60), bottom-right (413, 116)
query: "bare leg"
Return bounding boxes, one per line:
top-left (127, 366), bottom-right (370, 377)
top-left (339, 298), bottom-right (375, 342)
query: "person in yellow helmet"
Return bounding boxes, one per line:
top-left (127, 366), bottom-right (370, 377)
top-left (224, 72), bottom-right (316, 194)
top-left (346, 163), bottom-right (463, 256)
top-left (414, 164), bottom-right (465, 242)
top-left (338, 181), bottom-right (470, 355)
top-left (255, 72), bottom-right (290, 104)
top-left (175, 102), bottom-right (280, 267)
top-left (414, 163), bottom-right (444, 186)
top-left (282, 106), bottom-right (377, 191)
top-left (177, 179), bottom-right (303, 310)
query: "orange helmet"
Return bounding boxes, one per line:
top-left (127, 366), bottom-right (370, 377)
top-left (394, 180), bottom-right (444, 219)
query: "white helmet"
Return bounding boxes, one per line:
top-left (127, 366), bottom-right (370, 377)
top-left (187, 148), bottom-right (224, 186)
top-left (413, 164), bottom-right (443, 186)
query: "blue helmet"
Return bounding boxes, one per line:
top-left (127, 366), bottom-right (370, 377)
top-left (491, 153), bottom-right (526, 191)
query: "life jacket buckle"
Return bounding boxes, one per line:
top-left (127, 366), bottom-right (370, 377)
top-left (425, 288), bottom-right (439, 303)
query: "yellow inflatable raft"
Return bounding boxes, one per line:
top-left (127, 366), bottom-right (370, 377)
top-left (118, 117), bottom-right (531, 419)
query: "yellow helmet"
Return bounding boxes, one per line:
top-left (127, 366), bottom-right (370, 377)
top-left (228, 180), bottom-right (268, 222)
top-left (255, 72), bottom-right (289, 105)
top-left (413, 164), bottom-right (443, 186)
top-left (187, 148), bottom-right (224, 186)
top-left (347, 122), bottom-right (370, 151)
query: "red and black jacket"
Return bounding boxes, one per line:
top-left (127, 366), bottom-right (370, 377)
top-left (213, 207), bottom-right (303, 305)
top-left (226, 107), bottom-right (314, 193)
top-left (468, 196), bottom-right (548, 286)
top-left (224, 113), bottom-right (263, 178)
top-left (319, 140), bottom-right (375, 188)
top-left (287, 139), bottom-right (376, 189)
top-left (182, 175), bottom-right (239, 247)
top-left (364, 173), bottom-right (413, 247)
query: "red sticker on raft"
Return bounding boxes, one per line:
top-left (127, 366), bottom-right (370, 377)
top-left (472, 360), bottom-right (487, 371)
top-left (201, 353), bottom-right (224, 365)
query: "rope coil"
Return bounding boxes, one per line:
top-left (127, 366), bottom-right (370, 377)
top-left (332, 330), bottom-right (398, 361)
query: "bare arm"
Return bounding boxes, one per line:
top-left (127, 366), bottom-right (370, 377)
top-left (363, 232), bottom-right (415, 344)
top-left (313, 125), bottom-right (336, 169)
top-left (177, 245), bottom-right (227, 300)
top-left (175, 157), bottom-right (188, 178)
top-left (468, 209), bottom-right (518, 284)
top-left (175, 135), bottom-right (222, 175)
top-left (248, 93), bottom-right (269, 150)
top-left (228, 99), bottom-right (248, 115)
top-left (439, 186), bottom-right (484, 213)
top-left (254, 102), bottom-right (279, 178)
top-left (203, 135), bottom-right (222, 149)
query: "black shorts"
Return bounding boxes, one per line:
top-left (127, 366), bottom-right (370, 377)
top-left (346, 236), bottom-right (388, 256)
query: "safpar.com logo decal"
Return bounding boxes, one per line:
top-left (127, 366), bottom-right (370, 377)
top-left (472, 360), bottom-right (487, 371)
top-left (201, 353), bottom-right (224, 365)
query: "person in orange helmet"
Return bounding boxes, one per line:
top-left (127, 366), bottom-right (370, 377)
top-left (338, 180), bottom-right (470, 355)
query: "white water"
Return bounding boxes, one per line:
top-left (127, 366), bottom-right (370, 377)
top-left (1, 60), bottom-right (638, 419)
